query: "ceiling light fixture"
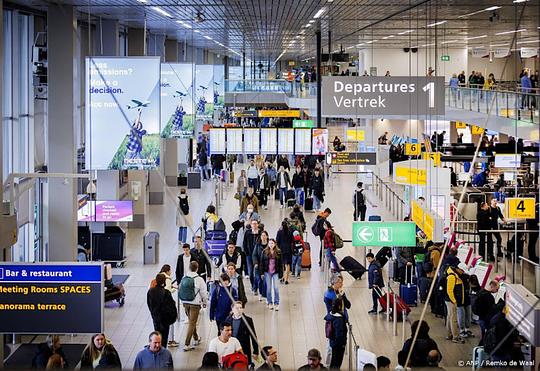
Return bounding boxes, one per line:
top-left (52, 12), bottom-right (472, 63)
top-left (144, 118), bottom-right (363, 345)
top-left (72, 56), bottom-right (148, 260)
top-left (427, 20), bottom-right (447, 27)
top-left (398, 30), bottom-right (414, 35)
top-left (517, 39), bottom-right (540, 44)
top-left (204, 35), bottom-right (212, 40)
top-left (382, 35), bottom-right (395, 39)
top-left (458, 6), bottom-right (501, 18)
top-left (136, 0), bottom-right (147, 3)
top-left (305, 23), bottom-right (312, 27)
top-left (366, 40), bottom-right (378, 44)
top-left (309, 20), bottom-right (315, 23)
top-left (441, 39), bottom-right (458, 44)
top-left (464, 34), bottom-right (487, 41)
top-left (194, 30), bottom-right (201, 33)
top-left (151, 6), bottom-right (173, 18)
top-left (274, 51), bottom-right (286, 64)
top-left (313, 8), bottom-right (326, 18)
top-left (496, 29), bottom-right (526, 35)
top-left (513, 0), bottom-right (528, 2)
top-left (490, 43), bottom-right (509, 47)
top-left (485, 6), bottom-right (501, 11)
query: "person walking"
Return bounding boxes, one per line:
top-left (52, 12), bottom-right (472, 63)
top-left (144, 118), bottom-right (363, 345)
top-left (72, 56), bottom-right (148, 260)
top-left (219, 242), bottom-right (242, 273)
top-left (291, 230), bottom-right (305, 279)
top-left (147, 274), bottom-right (178, 347)
top-left (252, 230), bottom-right (269, 301)
top-left (198, 144), bottom-right (210, 181)
top-left (257, 346), bottom-right (282, 371)
top-left (237, 170), bottom-right (249, 202)
top-left (226, 302), bottom-right (259, 368)
top-left (324, 298), bottom-right (348, 370)
top-left (276, 166), bottom-right (291, 209)
top-left (353, 182), bottom-right (367, 221)
top-left (226, 263), bottom-right (248, 308)
top-left (258, 168), bottom-right (270, 210)
top-left (157, 265), bottom-right (178, 347)
top-left (176, 188), bottom-right (192, 244)
top-left (292, 166), bottom-right (306, 206)
top-left (133, 332), bottom-right (173, 369)
top-left (191, 236), bottom-right (212, 282)
top-left (309, 168), bottom-right (325, 212)
top-left (240, 188), bottom-right (260, 214)
top-left (80, 333), bottom-right (121, 370)
top-left (180, 261), bottom-right (208, 352)
top-left (207, 321), bottom-right (243, 367)
top-left (247, 160), bottom-right (259, 190)
top-left (266, 163), bottom-right (277, 197)
top-left (260, 238), bottom-right (283, 311)
top-left (367, 253), bottom-right (384, 315)
top-left (297, 349), bottom-right (329, 371)
top-left (244, 219), bottom-right (262, 294)
top-left (175, 243), bottom-right (197, 323)
top-left (276, 220), bottom-right (293, 284)
top-left (210, 273), bottom-right (238, 332)
top-left (520, 70), bottom-right (532, 109)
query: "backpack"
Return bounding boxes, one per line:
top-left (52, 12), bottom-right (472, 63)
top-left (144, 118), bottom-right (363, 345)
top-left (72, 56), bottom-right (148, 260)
top-left (423, 248), bottom-right (440, 273)
top-left (325, 320), bottom-right (334, 339)
top-left (293, 239), bottom-right (304, 256)
top-left (311, 217), bottom-right (323, 237)
top-left (214, 218), bottom-right (226, 231)
top-left (222, 351), bottom-right (249, 369)
top-left (355, 190), bottom-right (365, 207)
top-left (160, 291), bottom-right (178, 326)
top-left (178, 275), bottom-right (198, 301)
top-left (483, 327), bottom-right (498, 353)
top-left (149, 278), bottom-right (157, 289)
top-left (333, 231), bottom-right (344, 249)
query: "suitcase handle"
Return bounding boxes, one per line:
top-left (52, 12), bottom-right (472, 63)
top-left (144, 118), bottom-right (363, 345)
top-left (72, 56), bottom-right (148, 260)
top-left (406, 264), bottom-right (414, 284)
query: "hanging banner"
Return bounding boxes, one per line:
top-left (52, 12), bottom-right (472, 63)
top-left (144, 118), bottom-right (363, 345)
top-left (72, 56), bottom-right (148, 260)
top-left (520, 48), bottom-right (538, 58)
top-left (213, 65), bottom-right (225, 108)
top-left (322, 76), bottom-right (445, 116)
top-left (471, 48), bottom-right (489, 58)
top-left (195, 65), bottom-right (215, 120)
top-left (160, 63), bottom-right (194, 138)
top-left (85, 57), bottom-right (161, 170)
top-left (493, 48), bottom-right (510, 58)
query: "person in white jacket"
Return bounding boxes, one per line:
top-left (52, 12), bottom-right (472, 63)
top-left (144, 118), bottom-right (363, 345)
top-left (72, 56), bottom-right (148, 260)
top-left (181, 261), bottom-right (209, 352)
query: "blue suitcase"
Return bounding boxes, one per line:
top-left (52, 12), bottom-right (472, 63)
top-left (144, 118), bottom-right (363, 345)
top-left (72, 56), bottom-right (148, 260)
top-left (400, 266), bottom-right (418, 306)
top-left (298, 190), bottom-right (305, 206)
top-left (368, 215), bottom-right (382, 221)
top-left (205, 239), bottom-right (227, 257)
top-left (205, 230), bottom-right (227, 240)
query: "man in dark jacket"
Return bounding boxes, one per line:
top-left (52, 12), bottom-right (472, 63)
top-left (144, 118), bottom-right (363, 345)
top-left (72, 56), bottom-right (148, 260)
top-left (210, 273), bottom-right (238, 332)
top-left (489, 198), bottom-right (505, 257)
top-left (147, 274), bottom-right (177, 347)
top-left (191, 236), bottom-right (211, 281)
top-left (474, 280), bottom-right (499, 339)
top-left (477, 201), bottom-right (494, 261)
top-left (298, 348), bottom-right (329, 371)
top-left (309, 168), bottom-right (325, 211)
top-left (292, 166), bottom-right (306, 205)
top-left (353, 182), bottom-right (367, 221)
top-left (175, 243), bottom-right (197, 285)
top-left (226, 302), bottom-right (259, 367)
top-left (486, 302), bottom-right (518, 364)
top-left (367, 253), bottom-right (384, 314)
top-left (401, 320), bottom-right (441, 368)
top-left (244, 220), bottom-right (261, 293)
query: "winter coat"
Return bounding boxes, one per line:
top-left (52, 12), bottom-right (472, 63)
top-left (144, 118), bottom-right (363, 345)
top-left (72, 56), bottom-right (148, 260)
top-left (324, 313), bottom-right (348, 347)
top-left (401, 335), bottom-right (441, 368)
top-left (368, 261), bottom-right (384, 289)
top-left (260, 248), bottom-right (283, 277)
top-left (209, 284), bottom-right (238, 324)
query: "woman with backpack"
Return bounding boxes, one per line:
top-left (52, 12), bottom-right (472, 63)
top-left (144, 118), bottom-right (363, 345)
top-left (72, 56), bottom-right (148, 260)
top-left (260, 239), bottom-right (283, 311)
top-left (324, 297), bottom-right (348, 370)
top-left (177, 188), bottom-right (192, 244)
top-left (147, 274), bottom-right (178, 347)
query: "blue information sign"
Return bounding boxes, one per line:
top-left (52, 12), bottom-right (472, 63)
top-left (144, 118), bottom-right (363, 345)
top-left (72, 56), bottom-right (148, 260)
top-left (0, 264), bottom-right (102, 282)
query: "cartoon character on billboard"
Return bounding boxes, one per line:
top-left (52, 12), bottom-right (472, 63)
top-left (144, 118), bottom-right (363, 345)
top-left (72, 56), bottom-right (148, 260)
top-left (315, 134), bottom-right (326, 155)
top-left (172, 91), bottom-right (187, 132)
top-left (125, 100), bottom-right (148, 161)
top-left (214, 81), bottom-right (220, 105)
top-left (197, 85), bottom-right (208, 115)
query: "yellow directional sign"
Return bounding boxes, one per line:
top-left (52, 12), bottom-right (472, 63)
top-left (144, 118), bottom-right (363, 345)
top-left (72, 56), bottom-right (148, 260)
top-left (394, 166), bottom-right (427, 186)
top-left (471, 125), bottom-right (484, 135)
top-left (411, 201), bottom-right (434, 240)
top-left (422, 152), bottom-right (442, 167)
top-left (405, 143), bottom-right (421, 156)
top-left (505, 198), bottom-right (536, 219)
top-left (346, 129), bottom-right (365, 142)
top-left (455, 121), bottom-right (467, 129)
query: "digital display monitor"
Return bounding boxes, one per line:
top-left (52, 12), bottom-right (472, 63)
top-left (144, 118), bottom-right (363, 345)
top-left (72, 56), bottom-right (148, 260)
top-left (312, 129), bottom-right (328, 155)
top-left (226, 128), bottom-right (243, 154)
top-left (78, 201), bottom-right (133, 222)
top-left (503, 172), bottom-right (515, 182)
top-left (277, 129), bottom-right (294, 154)
top-left (295, 129), bottom-right (312, 155)
top-left (243, 129), bottom-right (260, 154)
top-left (209, 128), bottom-right (226, 154)
top-left (261, 129), bottom-right (277, 154)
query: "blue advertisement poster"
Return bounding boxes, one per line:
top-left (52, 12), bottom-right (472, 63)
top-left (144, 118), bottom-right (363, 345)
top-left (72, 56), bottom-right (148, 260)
top-left (213, 65), bottom-right (225, 108)
top-left (160, 63), bottom-right (195, 138)
top-left (85, 57), bottom-right (161, 170)
top-left (195, 65), bottom-right (214, 120)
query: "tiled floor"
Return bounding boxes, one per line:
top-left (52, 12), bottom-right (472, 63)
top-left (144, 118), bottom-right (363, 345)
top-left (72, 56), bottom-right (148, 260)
top-left (61, 168), bottom-right (479, 369)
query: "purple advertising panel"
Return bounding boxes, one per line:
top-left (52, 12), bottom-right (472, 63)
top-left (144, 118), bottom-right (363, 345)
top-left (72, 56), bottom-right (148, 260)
top-left (77, 201), bottom-right (133, 222)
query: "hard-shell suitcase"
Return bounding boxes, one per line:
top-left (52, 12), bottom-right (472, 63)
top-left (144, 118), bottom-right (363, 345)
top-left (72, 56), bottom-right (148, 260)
top-left (388, 258), bottom-right (399, 281)
top-left (205, 239), bottom-right (227, 257)
top-left (400, 266), bottom-right (418, 306)
top-left (302, 242), bottom-right (311, 269)
top-left (340, 256), bottom-right (367, 280)
top-left (304, 197), bottom-right (313, 211)
top-left (375, 247), bottom-right (392, 268)
top-left (418, 276), bottom-right (433, 303)
top-left (375, 287), bottom-right (410, 320)
top-left (298, 189), bottom-right (305, 206)
top-left (286, 189), bottom-right (295, 205)
top-left (368, 215), bottom-right (382, 221)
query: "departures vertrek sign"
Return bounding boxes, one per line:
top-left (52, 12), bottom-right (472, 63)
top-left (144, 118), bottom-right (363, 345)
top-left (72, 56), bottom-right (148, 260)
top-left (322, 76), bottom-right (445, 116)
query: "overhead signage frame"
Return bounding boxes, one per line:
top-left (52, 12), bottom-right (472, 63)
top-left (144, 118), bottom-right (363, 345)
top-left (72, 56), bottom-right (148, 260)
top-left (329, 152), bottom-right (377, 165)
top-left (322, 76), bottom-right (445, 116)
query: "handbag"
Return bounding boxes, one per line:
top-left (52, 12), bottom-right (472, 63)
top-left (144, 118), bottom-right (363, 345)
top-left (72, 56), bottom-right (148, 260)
top-left (234, 192), bottom-right (240, 200)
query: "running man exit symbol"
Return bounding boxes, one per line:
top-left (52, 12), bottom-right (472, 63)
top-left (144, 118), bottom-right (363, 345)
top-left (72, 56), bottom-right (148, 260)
top-left (378, 227), bottom-right (392, 242)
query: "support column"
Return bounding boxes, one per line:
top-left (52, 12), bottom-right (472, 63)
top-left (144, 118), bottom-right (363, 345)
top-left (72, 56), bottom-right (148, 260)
top-left (128, 27), bottom-right (145, 56)
top-left (128, 170), bottom-right (147, 228)
top-left (147, 34), bottom-right (165, 61)
top-left (96, 19), bottom-right (119, 56)
top-left (316, 29), bottom-right (322, 129)
top-left (242, 52), bottom-right (246, 80)
top-left (96, 170), bottom-right (120, 200)
top-left (46, 4), bottom-right (77, 261)
top-left (165, 39), bottom-right (179, 62)
top-left (224, 56), bottom-right (229, 79)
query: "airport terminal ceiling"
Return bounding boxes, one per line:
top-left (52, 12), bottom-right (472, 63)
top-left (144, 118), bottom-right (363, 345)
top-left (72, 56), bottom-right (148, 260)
top-left (6, 0), bottom-right (539, 62)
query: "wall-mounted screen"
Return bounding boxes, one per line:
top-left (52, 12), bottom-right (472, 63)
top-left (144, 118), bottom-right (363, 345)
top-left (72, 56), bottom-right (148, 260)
top-left (312, 129), bottom-right (328, 155)
top-left (295, 129), bottom-right (312, 154)
top-left (261, 129), bottom-right (277, 154)
top-left (78, 201), bottom-right (133, 222)
top-left (226, 128), bottom-right (243, 154)
top-left (243, 129), bottom-right (260, 154)
top-left (278, 129), bottom-right (294, 154)
top-left (209, 128), bottom-right (226, 154)
top-left (195, 65), bottom-right (214, 120)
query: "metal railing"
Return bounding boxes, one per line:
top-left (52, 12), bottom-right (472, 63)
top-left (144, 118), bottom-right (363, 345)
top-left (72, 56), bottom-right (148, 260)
top-left (445, 86), bottom-right (539, 124)
top-left (371, 173), bottom-right (406, 221)
top-left (347, 323), bottom-right (360, 371)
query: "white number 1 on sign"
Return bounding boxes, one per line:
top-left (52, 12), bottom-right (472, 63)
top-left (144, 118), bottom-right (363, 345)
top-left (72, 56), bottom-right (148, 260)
top-left (422, 82), bottom-right (435, 108)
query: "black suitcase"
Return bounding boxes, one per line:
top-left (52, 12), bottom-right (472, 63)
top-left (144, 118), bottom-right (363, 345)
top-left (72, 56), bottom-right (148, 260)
top-left (375, 247), bottom-right (392, 267)
top-left (305, 197), bottom-right (313, 211)
top-left (430, 288), bottom-right (446, 317)
top-left (286, 189), bottom-right (295, 201)
top-left (275, 189), bottom-right (280, 200)
top-left (340, 256), bottom-right (367, 280)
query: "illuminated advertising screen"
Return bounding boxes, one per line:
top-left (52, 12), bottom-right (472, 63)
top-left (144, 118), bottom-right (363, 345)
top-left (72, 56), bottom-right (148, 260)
top-left (195, 65), bottom-right (214, 120)
top-left (85, 57), bottom-right (161, 170)
top-left (160, 63), bottom-right (194, 138)
top-left (312, 129), bottom-right (328, 155)
top-left (213, 65), bottom-right (225, 108)
top-left (78, 201), bottom-right (133, 222)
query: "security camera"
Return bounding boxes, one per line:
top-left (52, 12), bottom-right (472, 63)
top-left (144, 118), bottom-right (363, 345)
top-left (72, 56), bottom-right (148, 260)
top-left (194, 11), bottom-right (205, 23)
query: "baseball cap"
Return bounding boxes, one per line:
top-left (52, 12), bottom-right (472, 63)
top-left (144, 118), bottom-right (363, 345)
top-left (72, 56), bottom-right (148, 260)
top-left (307, 349), bottom-right (321, 360)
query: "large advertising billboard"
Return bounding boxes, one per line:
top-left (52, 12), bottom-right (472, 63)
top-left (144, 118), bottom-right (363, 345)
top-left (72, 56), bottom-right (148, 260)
top-left (160, 63), bottom-right (195, 138)
top-left (213, 65), bottom-right (225, 108)
top-left (195, 65), bottom-right (214, 120)
top-left (85, 57), bottom-right (161, 170)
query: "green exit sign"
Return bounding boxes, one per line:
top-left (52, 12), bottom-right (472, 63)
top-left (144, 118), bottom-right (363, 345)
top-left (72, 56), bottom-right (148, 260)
top-left (441, 55), bottom-right (450, 61)
top-left (352, 221), bottom-right (417, 247)
top-left (293, 120), bottom-right (314, 128)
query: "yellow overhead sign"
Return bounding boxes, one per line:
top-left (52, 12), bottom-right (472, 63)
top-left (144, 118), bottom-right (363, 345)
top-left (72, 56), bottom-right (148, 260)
top-left (455, 121), bottom-right (467, 129)
top-left (471, 125), bottom-right (484, 135)
top-left (258, 110), bottom-right (301, 118)
top-left (411, 200), bottom-right (433, 240)
top-left (346, 129), bottom-right (365, 142)
top-left (505, 198), bottom-right (536, 219)
top-left (394, 166), bottom-right (427, 186)
top-left (405, 143), bottom-right (421, 156)
top-left (422, 152), bottom-right (442, 167)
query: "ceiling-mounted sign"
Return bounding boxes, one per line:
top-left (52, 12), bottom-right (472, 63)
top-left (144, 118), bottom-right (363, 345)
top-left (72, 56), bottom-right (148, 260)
top-left (471, 125), bottom-right (484, 135)
top-left (471, 47), bottom-right (489, 58)
top-left (441, 55), bottom-right (450, 61)
top-left (405, 143), bottom-right (421, 156)
top-left (422, 152), bottom-right (442, 167)
top-left (293, 120), bottom-right (314, 128)
top-left (455, 121), bottom-right (467, 129)
top-left (233, 110), bottom-right (258, 118)
top-left (258, 109), bottom-right (301, 118)
top-left (346, 129), bottom-right (365, 141)
top-left (505, 197), bottom-right (535, 219)
top-left (493, 48), bottom-right (510, 58)
top-left (352, 222), bottom-right (417, 247)
top-left (321, 76), bottom-right (445, 116)
top-left (520, 48), bottom-right (538, 58)
top-left (329, 152), bottom-right (377, 165)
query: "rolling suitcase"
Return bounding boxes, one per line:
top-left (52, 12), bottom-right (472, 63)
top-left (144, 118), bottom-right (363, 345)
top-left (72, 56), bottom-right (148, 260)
top-left (301, 242), bottom-right (311, 269)
top-left (205, 239), bottom-right (227, 257)
top-left (340, 256), bottom-right (367, 280)
top-left (375, 247), bottom-right (392, 268)
top-left (374, 287), bottom-right (410, 320)
top-left (388, 258), bottom-right (399, 281)
top-left (400, 265), bottom-right (418, 306)
top-left (286, 189), bottom-right (296, 207)
top-left (298, 189), bottom-right (305, 206)
top-left (304, 197), bottom-right (313, 211)
top-left (418, 276), bottom-right (432, 303)
top-left (368, 215), bottom-right (382, 221)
